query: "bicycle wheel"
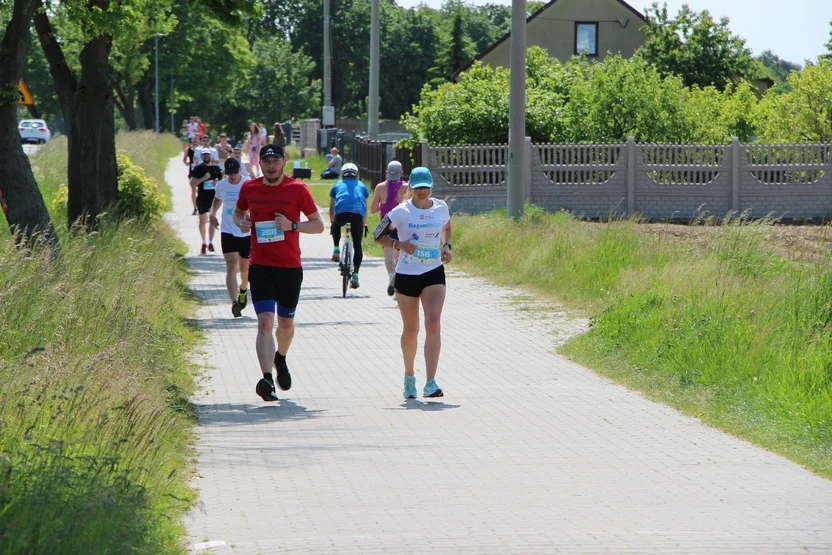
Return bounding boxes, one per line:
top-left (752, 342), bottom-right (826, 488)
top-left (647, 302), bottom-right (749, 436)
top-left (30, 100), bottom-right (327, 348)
top-left (341, 241), bottom-right (352, 297)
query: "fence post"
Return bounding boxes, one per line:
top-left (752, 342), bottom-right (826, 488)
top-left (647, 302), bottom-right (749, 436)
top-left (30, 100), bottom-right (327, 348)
top-left (420, 140), bottom-right (429, 169)
top-left (731, 136), bottom-right (740, 213)
top-left (626, 137), bottom-right (635, 215)
top-left (524, 137), bottom-right (533, 202)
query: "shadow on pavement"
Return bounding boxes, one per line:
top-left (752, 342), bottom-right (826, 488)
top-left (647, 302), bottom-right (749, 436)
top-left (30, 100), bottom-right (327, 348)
top-left (189, 286), bottom-right (231, 300)
top-left (193, 399), bottom-right (327, 426)
top-left (294, 320), bottom-right (381, 327)
top-left (386, 399), bottom-right (461, 411)
top-left (301, 294), bottom-right (373, 301)
top-left (188, 254), bottom-right (228, 264)
top-left (186, 316), bottom-right (258, 330)
top-left (302, 258), bottom-right (384, 271)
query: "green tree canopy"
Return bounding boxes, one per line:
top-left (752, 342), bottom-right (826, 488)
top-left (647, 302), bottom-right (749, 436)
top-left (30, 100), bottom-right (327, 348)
top-left (639, 2), bottom-right (756, 91)
top-left (433, 3), bottom-right (476, 83)
top-left (820, 21), bottom-right (832, 61)
top-left (404, 48), bottom-right (766, 145)
top-left (289, 0), bottom-right (510, 120)
top-left (242, 35), bottom-right (320, 127)
top-left (758, 61), bottom-right (832, 142)
top-left (757, 50), bottom-right (801, 94)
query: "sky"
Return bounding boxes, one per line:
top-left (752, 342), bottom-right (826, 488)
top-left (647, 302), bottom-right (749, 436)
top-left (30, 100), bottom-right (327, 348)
top-left (394, 0), bottom-right (832, 65)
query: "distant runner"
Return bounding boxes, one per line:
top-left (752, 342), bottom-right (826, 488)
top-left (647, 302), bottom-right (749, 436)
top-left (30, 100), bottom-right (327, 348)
top-left (209, 157), bottom-right (251, 318)
top-left (370, 160), bottom-right (409, 296)
top-left (189, 150), bottom-right (223, 254)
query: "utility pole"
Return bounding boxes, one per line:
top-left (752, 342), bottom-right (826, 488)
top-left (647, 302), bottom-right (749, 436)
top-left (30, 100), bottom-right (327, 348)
top-left (506, 0), bottom-right (526, 218)
top-left (322, 0), bottom-right (334, 128)
top-left (367, 0), bottom-right (380, 139)
top-left (170, 70), bottom-right (174, 134)
top-left (154, 33), bottom-right (167, 133)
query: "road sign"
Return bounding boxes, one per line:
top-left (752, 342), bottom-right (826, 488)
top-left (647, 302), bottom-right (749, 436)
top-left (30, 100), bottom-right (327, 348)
top-left (18, 79), bottom-right (34, 106)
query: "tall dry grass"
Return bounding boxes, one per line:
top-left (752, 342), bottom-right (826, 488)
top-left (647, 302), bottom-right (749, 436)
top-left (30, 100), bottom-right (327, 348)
top-left (0, 134), bottom-right (195, 553)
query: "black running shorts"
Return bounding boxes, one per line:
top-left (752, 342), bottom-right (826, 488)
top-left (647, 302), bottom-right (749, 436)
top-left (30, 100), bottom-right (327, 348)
top-left (249, 264), bottom-right (304, 317)
top-left (196, 190), bottom-right (215, 215)
top-left (220, 232), bottom-right (251, 259)
top-left (395, 265), bottom-right (446, 298)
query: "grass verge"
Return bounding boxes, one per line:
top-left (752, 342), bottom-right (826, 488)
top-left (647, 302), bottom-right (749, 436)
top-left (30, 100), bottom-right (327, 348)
top-left (452, 206), bottom-right (832, 478)
top-left (0, 133), bottom-right (196, 553)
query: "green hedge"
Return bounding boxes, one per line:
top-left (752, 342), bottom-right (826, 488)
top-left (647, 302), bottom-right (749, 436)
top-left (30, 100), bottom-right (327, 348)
top-left (404, 48), bottom-right (832, 145)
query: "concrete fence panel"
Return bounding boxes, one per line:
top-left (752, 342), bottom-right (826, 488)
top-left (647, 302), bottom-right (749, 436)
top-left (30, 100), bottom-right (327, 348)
top-left (634, 143), bottom-right (732, 220)
top-left (740, 144), bottom-right (832, 219)
top-left (429, 144), bottom-right (509, 213)
top-left (532, 143), bottom-right (628, 218)
top-left (421, 139), bottom-right (832, 219)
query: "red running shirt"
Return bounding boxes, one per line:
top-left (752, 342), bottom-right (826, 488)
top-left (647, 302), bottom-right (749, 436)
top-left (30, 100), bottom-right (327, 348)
top-left (236, 176), bottom-right (319, 268)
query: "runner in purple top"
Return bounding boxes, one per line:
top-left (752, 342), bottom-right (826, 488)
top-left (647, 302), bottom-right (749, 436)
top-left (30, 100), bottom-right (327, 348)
top-left (371, 161), bottom-right (410, 297)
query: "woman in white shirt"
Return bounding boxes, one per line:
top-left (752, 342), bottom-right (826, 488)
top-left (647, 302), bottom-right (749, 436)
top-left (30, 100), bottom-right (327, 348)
top-left (373, 167), bottom-right (452, 400)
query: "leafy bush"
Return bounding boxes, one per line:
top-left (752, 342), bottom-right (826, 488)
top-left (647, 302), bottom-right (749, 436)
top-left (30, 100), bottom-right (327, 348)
top-left (404, 48), bottom-right (832, 145)
top-left (116, 151), bottom-right (167, 221)
top-left (49, 150), bottom-right (167, 222)
top-left (758, 60), bottom-right (832, 142)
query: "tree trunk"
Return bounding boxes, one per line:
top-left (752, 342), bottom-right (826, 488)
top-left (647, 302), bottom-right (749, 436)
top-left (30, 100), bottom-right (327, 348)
top-left (159, 97), bottom-right (168, 132)
top-left (120, 103), bottom-right (138, 130)
top-left (67, 35), bottom-right (118, 225)
top-left (0, 0), bottom-right (58, 246)
top-left (114, 79), bottom-right (138, 130)
top-left (136, 79), bottom-right (153, 130)
top-left (27, 104), bottom-right (42, 119)
top-left (35, 1), bottom-right (118, 227)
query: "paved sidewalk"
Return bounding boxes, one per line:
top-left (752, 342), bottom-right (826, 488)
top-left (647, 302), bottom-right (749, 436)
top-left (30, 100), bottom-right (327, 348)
top-left (165, 158), bottom-right (832, 554)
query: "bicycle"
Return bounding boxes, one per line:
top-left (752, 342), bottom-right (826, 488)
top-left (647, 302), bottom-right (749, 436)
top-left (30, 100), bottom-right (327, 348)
top-left (338, 222), bottom-right (353, 298)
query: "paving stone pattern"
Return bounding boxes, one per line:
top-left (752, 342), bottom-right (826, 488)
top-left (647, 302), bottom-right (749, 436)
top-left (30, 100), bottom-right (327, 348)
top-left (164, 158), bottom-right (832, 554)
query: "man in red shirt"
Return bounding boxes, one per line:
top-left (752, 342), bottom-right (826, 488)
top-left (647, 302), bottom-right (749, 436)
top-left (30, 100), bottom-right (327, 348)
top-left (233, 144), bottom-right (324, 402)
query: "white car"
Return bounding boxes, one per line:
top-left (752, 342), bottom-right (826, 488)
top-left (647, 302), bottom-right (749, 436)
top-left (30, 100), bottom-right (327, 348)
top-left (18, 119), bottom-right (52, 144)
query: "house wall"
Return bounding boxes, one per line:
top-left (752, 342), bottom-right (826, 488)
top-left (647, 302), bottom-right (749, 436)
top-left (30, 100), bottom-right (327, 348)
top-left (480, 0), bottom-right (647, 68)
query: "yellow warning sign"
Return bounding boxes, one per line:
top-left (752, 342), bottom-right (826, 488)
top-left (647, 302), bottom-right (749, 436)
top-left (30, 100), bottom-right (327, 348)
top-left (18, 79), bottom-right (34, 106)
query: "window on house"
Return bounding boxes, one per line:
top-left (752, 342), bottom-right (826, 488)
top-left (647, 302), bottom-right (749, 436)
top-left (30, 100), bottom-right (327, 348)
top-left (575, 22), bottom-right (599, 56)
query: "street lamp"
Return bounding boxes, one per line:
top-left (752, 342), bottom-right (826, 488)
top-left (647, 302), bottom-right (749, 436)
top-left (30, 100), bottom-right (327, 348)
top-left (154, 33), bottom-right (168, 134)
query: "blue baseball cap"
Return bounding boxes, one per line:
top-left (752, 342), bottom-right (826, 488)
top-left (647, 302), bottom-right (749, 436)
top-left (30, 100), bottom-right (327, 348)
top-left (408, 166), bottom-right (433, 189)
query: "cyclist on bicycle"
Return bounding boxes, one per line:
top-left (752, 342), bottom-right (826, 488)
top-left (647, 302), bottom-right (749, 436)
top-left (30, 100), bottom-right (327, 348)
top-left (329, 163), bottom-right (369, 289)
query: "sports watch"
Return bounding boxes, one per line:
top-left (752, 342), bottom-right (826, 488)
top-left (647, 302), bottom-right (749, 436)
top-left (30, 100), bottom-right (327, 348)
top-left (291, 221), bottom-right (299, 232)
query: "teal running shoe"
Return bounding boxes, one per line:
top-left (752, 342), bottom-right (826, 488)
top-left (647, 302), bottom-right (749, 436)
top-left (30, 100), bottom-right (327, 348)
top-left (423, 379), bottom-right (444, 398)
top-left (403, 375), bottom-right (417, 399)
